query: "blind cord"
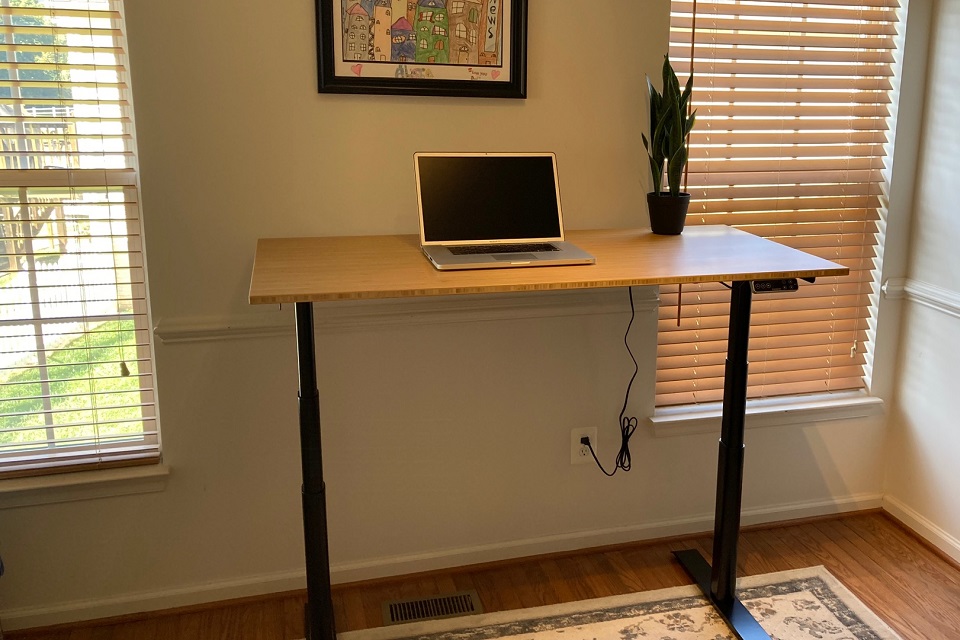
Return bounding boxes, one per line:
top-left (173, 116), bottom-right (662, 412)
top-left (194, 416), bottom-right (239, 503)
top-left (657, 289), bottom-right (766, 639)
top-left (585, 287), bottom-right (639, 476)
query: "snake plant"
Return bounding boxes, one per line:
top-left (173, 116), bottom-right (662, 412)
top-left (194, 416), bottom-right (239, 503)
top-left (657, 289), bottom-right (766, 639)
top-left (641, 55), bottom-right (696, 197)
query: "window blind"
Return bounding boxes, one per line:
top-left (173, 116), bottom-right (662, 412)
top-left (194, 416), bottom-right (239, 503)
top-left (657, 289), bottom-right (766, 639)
top-left (657, 0), bottom-right (901, 407)
top-left (0, 0), bottom-right (157, 477)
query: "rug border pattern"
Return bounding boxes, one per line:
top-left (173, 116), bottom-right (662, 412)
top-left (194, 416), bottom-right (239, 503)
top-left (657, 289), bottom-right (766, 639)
top-left (337, 566), bottom-right (900, 640)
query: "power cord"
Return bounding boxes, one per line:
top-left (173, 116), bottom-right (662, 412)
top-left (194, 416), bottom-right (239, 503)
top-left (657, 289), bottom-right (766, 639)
top-left (584, 287), bottom-right (639, 476)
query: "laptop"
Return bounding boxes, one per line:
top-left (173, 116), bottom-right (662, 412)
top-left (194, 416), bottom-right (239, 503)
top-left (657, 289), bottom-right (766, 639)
top-left (415, 152), bottom-right (596, 270)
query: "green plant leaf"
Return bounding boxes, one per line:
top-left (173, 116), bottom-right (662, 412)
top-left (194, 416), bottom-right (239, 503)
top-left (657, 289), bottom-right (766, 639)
top-left (667, 145), bottom-right (687, 196)
top-left (649, 155), bottom-right (664, 194)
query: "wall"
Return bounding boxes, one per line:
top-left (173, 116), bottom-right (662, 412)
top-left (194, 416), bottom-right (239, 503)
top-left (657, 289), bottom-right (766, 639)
top-left (0, 0), bottom-right (895, 628)
top-left (884, 0), bottom-right (960, 563)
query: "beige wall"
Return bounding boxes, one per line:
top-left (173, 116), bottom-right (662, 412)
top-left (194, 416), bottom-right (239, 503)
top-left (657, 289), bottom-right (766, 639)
top-left (0, 0), bottom-right (898, 628)
top-left (885, 0), bottom-right (960, 562)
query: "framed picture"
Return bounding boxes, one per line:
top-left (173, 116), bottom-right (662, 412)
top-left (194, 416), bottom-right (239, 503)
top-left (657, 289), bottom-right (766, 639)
top-left (316, 0), bottom-right (528, 98)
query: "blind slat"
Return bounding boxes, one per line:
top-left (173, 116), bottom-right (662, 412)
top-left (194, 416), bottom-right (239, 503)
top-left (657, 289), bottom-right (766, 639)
top-left (692, 130), bottom-right (888, 145)
top-left (658, 353), bottom-right (868, 383)
top-left (674, 0), bottom-right (900, 8)
top-left (672, 16), bottom-right (898, 36)
top-left (658, 332), bottom-right (871, 358)
top-left (670, 39), bottom-right (896, 61)
top-left (688, 195), bottom-right (882, 215)
top-left (692, 105), bottom-right (891, 119)
top-left (686, 171), bottom-right (886, 188)
top-left (685, 88), bottom-right (892, 102)
top-left (657, 365), bottom-right (867, 395)
top-left (672, 0), bottom-right (899, 21)
top-left (678, 61), bottom-right (895, 78)
top-left (656, 376), bottom-right (867, 407)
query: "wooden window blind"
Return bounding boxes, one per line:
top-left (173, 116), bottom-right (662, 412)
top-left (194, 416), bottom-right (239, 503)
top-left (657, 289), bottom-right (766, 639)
top-left (0, 0), bottom-right (157, 477)
top-left (657, 0), bottom-right (901, 407)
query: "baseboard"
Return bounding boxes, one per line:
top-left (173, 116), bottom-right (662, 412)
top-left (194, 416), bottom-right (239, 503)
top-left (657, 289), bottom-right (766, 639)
top-left (328, 493), bottom-right (883, 584)
top-left (0, 492), bottom-right (882, 631)
top-left (0, 568), bottom-right (307, 632)
top-left (882, 495), bottom-right (960, 564)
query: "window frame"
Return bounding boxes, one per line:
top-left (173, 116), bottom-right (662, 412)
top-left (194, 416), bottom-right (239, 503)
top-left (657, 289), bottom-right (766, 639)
top-left (0, 0), bottom-right (160, 479)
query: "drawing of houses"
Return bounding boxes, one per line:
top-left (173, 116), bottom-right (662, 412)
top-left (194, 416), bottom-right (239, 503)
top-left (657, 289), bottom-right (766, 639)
top-left (372, 0), bottom-right (394, 62)
top-left (390, 17), bottom-right (415, 62)
top-left (405, 0), bottom-right (417, 28)
top-left (479, 0), bottom-right (500, 65)
top-left (447, 0), bottom-right (482, 65)
top-left (414, 0), bottom-right (449, 64)
top-left (390, 0), bottom-right (406, 26)
top-left (343, 2), bottom-right (371, 61)
top-left (341, 0), bottom-right (500, 67)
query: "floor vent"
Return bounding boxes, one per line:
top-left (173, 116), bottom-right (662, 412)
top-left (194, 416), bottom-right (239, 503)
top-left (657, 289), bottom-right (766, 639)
top-left (382, 590), bottom-right (483, 625)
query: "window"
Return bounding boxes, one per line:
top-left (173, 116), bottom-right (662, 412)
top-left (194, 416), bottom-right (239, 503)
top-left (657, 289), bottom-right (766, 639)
top-left (0, 0), bottom-right (158, 477)
top-left (452, 1), bottom-right (464, 13)
top-left (656, 0), bottom-right (903, 408)
top-left (456, 23), bottom-right (466, 39)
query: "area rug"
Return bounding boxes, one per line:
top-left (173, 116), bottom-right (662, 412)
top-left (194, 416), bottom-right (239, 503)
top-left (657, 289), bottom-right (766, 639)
top-left (338, 566), bottom-right (901, 640)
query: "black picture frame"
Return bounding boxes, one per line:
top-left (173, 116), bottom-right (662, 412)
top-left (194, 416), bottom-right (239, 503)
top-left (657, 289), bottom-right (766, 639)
top-left (316, 0), bottom-right (528, 99)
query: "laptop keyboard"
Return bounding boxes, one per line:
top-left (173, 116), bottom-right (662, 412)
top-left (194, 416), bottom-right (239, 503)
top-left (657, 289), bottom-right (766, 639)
top-left (449, 243), bottom-right (559, 255)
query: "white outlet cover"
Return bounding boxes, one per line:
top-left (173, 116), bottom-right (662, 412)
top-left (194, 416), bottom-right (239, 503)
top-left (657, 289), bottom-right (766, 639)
top-left (570, 427), bottom-right (598, 465)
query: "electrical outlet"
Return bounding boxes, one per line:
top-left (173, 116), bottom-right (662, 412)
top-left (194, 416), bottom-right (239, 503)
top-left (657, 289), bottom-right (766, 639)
top-left (571, 427), bottom-right (598, 465)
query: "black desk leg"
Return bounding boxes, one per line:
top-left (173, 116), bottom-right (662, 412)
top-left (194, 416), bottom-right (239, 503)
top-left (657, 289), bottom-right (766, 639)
top-left (295, 302), bottom-right (336, 640)
top-left (673, 281), bottom-right (770, 640)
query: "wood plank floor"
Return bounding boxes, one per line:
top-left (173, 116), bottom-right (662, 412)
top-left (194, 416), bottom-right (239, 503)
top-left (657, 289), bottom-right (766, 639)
top-left (7, 511), bottom-right (960, 639)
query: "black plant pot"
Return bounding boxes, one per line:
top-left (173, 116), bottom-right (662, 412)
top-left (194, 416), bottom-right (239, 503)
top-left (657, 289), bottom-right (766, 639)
top-left (647, 192), bottom-right (690, 235)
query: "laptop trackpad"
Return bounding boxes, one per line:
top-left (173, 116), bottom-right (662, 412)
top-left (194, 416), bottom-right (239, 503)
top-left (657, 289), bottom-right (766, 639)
top-left (492, 253), bottom-right (537, 261)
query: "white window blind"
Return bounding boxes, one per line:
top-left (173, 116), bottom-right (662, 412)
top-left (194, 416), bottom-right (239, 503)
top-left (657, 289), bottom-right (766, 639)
top-left (657, 0), bottom-right (901, 407)
top-left (0, 0), bottom-right (157, 477)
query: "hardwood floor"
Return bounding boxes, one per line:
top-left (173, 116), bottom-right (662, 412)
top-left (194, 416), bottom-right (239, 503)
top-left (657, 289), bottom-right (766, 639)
top-left (7, 511), bottom-right (960, 639)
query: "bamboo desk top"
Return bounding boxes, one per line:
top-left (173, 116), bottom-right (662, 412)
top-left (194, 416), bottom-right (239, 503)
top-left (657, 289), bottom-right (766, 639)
top-left (249, 226), bottom-right (848, 305)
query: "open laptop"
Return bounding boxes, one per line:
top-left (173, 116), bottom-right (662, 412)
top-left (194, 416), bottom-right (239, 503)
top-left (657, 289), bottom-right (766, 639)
top-left (415, 152), bottom-right (596, 270)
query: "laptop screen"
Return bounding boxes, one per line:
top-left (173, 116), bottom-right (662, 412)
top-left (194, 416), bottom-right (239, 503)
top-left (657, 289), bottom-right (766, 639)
top-left (416, 153), bottom-right (564, 244)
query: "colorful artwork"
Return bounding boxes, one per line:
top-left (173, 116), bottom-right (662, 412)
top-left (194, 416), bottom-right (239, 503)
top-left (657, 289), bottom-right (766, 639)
top-left (339, 0), bottom-right (501, 67)
top-left (316, 0), bottom-right (527, 98)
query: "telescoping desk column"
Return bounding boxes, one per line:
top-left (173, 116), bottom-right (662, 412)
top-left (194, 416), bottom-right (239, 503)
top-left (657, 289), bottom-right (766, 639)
top-left (248, 226), bottom-right (847, 640)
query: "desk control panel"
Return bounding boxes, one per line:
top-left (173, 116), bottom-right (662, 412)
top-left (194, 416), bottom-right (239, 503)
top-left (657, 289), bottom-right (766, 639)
top-left (751, 278), bottom-right (799, 293)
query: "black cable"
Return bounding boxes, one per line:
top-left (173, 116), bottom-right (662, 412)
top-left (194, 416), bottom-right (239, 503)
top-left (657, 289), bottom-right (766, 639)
top-left (586, 287), bottom-right (639, 476)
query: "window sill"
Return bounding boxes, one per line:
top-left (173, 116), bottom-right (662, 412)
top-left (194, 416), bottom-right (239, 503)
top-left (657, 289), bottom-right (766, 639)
top-left (648, 391), bottom-right (885, 437)
top-left (0, 464), bottom-right (170, 510)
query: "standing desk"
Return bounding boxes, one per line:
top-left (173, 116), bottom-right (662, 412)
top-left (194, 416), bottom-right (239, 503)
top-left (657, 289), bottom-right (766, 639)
top-left (249, 225), bottom-right (848, 640)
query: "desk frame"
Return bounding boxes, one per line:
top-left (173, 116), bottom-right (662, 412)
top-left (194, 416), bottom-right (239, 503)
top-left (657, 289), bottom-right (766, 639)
top-left (249, 227), bottom-right (847, 640)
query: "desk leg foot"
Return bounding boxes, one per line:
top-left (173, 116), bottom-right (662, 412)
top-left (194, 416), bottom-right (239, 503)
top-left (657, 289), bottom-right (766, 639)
top-left (673, 549), bottom-right (770, 640)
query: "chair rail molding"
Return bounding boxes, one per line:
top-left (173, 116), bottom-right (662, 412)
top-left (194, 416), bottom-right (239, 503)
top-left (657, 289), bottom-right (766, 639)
top-left (883, 277), bottom-right (960, 320)
top-left (153, 288), bottom-right (660, 344)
